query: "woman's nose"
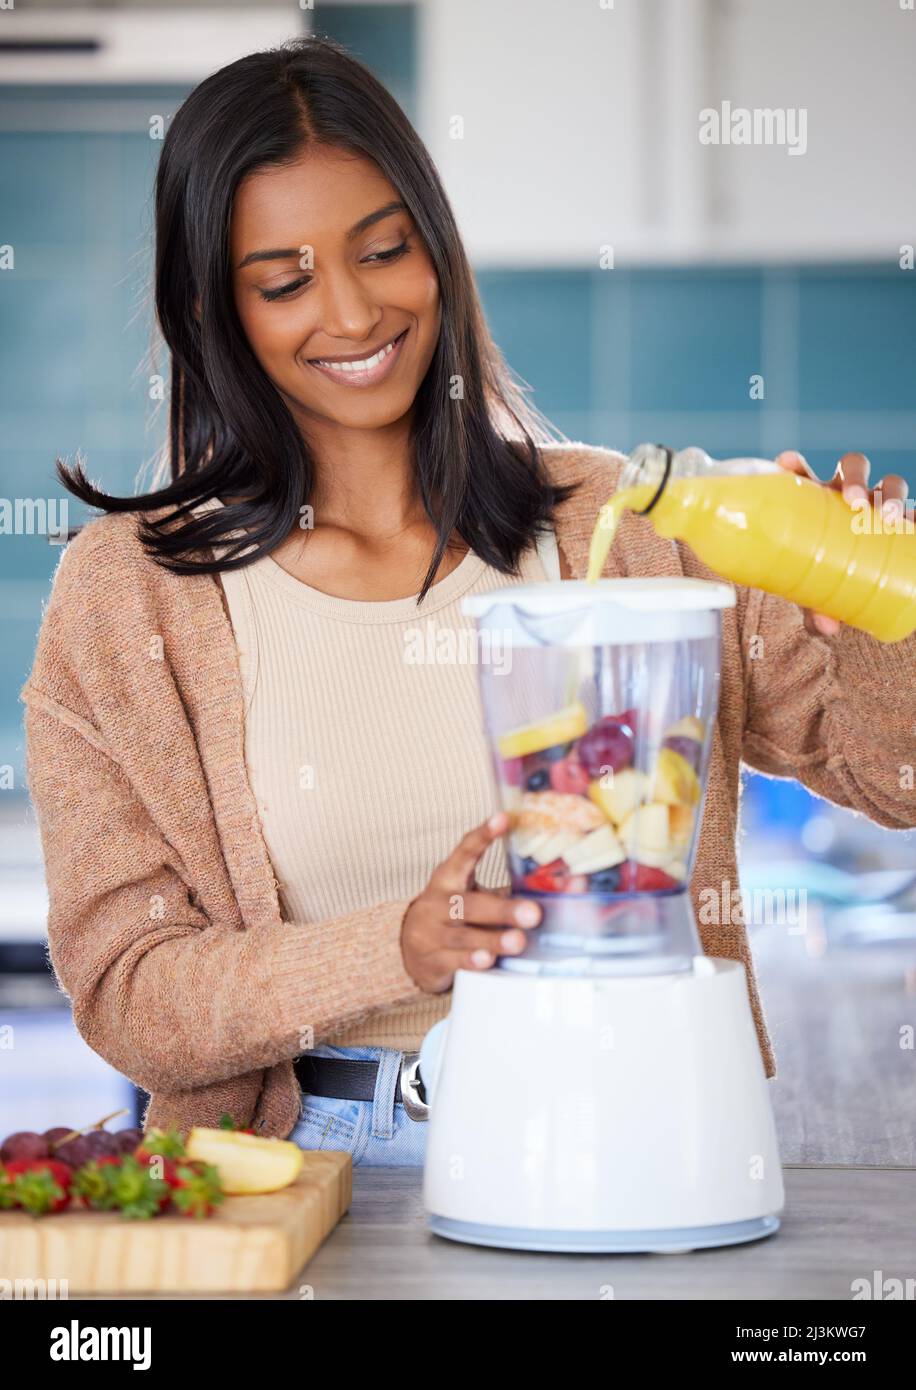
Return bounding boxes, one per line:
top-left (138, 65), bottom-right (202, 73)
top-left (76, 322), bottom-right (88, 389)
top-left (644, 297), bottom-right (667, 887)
top-left (312, 268), bottom-right (382, 345)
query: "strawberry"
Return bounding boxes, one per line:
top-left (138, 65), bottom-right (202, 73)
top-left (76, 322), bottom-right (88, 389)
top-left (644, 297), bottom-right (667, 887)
top-left (0, 1164), bottom-right (17, 1210)
top-left (69, 1155), bottom-right (123, 1210)
top-left (217, 1113), bottom-right (254, 1135)
top-left (100, 1154), bottom-right (169, 1220)
top-left (522, 859), bottom-right (588, 894)
top-left (5, 1158), bottom-right (72, 1214)
top-left (548, 754), bottom-right (591, 796)
top-left (169, 1160), bottom-right (225, 1219)
top-left (617, 862), bottom-right (680, 892)
top-left (135, 1127), bottom-right (186, 1162)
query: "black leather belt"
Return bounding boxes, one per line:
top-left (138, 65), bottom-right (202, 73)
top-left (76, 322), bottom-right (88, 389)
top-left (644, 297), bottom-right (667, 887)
top-left (294, 1054), bottom-right (407, 1104)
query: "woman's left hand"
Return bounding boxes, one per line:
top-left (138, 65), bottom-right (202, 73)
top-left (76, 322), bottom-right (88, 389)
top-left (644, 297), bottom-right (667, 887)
top-left (774, 450), bottom-right (911, 637)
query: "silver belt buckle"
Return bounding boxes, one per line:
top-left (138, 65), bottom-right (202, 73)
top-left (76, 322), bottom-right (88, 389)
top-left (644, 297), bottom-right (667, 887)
top-left (399, 1051), bottom-right (429, 1121)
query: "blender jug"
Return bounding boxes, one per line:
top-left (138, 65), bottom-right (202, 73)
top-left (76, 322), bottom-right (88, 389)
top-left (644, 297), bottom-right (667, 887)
top-left (463, 576), bottom-right (736, 974)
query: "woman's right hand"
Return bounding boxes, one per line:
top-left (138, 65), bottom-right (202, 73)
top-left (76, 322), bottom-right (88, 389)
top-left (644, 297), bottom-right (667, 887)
top-left (400, 811), bottom-right (542, 992)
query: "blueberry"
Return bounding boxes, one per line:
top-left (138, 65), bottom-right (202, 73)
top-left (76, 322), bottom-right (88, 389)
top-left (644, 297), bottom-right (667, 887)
top-left (525, 769), bottom-right (550, 791)
top-left (542, 741), bottom-right (572, 762)
top-left (589, 866), bottom-right (622, 892)
top-left (519, 856), bottom-right (539, 874)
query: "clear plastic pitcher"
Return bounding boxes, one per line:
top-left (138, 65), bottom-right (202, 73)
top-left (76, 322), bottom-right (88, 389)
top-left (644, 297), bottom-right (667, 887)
top-left (461, 577), bottom-right (735, 974)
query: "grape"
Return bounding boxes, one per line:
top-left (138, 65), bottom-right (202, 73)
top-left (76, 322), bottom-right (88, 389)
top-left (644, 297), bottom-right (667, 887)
top-left (114, 1128), bottom-right (144, 1155)
top-left (0, 1131), bottom-right (49, 1163)
top-left (84, 1130), bottom-right (121, 1158)
top-left (54, 1135), bottom-right (96, 1169)
top-left (577, 718), bottom-right (635, 778)
top-left (662, 735), bottom-right (702, 771)
top-left (43, 1127), bottom-right (76, 1150)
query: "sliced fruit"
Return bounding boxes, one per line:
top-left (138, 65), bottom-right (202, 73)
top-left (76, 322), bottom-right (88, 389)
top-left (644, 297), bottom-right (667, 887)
top-left (587, 768), bottom-right (650, 826)
top-left (564, 823), bottom-right (626, 874)
top-left (517, 790), bottom-right (605, 833)
top-left (184, 1128), bottom-right (304, 1195)
top-left (497, 701), bottom-right (589, 760)
top-left (577, 710), bottom-right (639, 778)
top-left (668, 803), bottom-right (696, 848)
top-left (619, 801), bottom-right (672, 856)
top-left (662, 734), bottom-right (702, 772)
top-left (650, 747), bottom-right (701, 807)
top-left (665, 859), bottom-right (688, 882)
top-left (502, 785), bottom-right (522, 813)
top-left (548, 753), bottom-right (591, 796)
top-left (522, 859), bottom-right (588, 894)
top-left (664, 714), bottom-right (705, 742)
top-left (529, 828), bottom-right (584, 866)
top-left (500, 756), bottom-right (523, 787)
top-left (618, 862), bottom-right (680, 892)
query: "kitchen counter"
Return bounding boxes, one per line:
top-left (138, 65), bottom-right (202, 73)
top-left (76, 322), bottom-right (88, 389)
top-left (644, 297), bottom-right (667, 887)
top-left (290, 1164), bottom-right (915, 1300)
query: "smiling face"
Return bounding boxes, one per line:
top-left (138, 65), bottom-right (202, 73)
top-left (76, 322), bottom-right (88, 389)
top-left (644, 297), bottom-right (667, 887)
top-left (230, 144), bottom-right (441, 440)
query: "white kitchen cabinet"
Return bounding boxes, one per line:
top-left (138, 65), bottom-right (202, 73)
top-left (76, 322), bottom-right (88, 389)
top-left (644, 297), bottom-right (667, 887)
top-left (417, 0), bottom-right (916, 265)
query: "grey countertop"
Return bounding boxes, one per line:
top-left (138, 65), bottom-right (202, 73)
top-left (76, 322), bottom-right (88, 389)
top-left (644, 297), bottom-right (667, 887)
top-left (297, 1164), bottom-right (915, 1301)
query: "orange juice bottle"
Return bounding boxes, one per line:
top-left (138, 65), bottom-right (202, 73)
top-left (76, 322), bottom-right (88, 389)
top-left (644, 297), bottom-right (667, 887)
top-left (587, 445), bottom-right (916, 643)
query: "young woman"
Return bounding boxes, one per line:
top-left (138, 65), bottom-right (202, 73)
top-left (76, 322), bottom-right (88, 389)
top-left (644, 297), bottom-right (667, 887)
top-left (22, 37), bottom-right (914, 1166)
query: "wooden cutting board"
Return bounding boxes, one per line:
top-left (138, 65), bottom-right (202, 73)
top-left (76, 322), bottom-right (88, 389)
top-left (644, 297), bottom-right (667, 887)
top-left (0, 1152), bottom-right (351, 1294)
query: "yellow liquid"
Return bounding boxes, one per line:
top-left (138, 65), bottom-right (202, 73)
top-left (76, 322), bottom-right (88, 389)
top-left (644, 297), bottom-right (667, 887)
top-left (587, 473), bottom-right (916, 643)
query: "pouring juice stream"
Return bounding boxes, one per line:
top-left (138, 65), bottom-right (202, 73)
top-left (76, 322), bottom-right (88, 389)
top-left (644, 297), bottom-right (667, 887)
top-left (586, 447), bottom-right (916, 643)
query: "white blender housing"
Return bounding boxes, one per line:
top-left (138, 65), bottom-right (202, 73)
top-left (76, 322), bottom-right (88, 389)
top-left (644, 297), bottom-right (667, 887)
top-left (420, 577), bottom-right (784, 1252)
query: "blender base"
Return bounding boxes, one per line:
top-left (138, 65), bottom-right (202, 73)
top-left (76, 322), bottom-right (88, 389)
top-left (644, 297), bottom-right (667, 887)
top-left (429, 1213), bottom-right (780, 1254)
top-left (421, 958), bottom-right (785, 1253)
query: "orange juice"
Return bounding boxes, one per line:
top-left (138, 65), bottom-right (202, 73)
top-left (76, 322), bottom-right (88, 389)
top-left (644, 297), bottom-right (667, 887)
top-left (587, 470), bottom-right (916, 643)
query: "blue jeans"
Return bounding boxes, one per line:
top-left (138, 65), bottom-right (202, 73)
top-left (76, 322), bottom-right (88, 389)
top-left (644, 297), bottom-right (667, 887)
top-left (289, 1044), bottom-right (428, 1166)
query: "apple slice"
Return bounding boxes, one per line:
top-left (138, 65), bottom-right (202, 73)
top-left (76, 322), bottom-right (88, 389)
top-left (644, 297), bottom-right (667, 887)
top-left (185, 1128), bottom-right (304, 1195)
top-left (530, 828), bottom-right (584, 866)
top-left (619, 801), bottom-right (672, 856)
top-left (587, 768), bottom-right (650, 826)
top-left (564, 823), bottom-right (626, 874)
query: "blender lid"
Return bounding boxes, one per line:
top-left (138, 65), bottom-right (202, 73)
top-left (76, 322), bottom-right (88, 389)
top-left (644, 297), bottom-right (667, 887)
top-left (462, 577), bottom-right (736, 620)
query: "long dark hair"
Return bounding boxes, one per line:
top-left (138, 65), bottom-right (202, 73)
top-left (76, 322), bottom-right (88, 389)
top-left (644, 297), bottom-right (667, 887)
top-left (57, 34), bottom-right (581, 603)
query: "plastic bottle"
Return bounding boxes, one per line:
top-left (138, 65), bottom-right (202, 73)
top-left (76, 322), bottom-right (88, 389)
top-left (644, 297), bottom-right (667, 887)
top-left (586, 445), bottom-right (916, 643)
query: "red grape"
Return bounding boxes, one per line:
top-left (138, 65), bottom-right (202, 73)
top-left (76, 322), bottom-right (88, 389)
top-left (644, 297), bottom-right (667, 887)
top-left (577, 716), bottom-right (635, 778)
top-left (0, 1131), bottom-right (49, 1163)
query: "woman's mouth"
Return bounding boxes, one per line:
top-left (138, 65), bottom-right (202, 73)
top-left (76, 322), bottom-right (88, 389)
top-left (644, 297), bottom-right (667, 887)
top-left (306, 328), bottom-right (408, 387)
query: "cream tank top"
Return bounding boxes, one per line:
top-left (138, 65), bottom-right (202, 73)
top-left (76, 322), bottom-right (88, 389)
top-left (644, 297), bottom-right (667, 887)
top-left (201, 497), bottom-right (560, 1048)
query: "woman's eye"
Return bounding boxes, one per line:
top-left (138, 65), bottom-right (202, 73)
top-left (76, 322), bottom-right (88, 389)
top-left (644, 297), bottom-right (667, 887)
top-left (259, 277), bottom-right (311, 303)
top-left (257, 240), bottom-right (410, 302)
top-left (364, 239), bottom-right (410, 264)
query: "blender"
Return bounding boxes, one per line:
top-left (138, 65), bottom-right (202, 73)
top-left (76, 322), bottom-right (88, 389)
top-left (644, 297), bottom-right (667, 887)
top-left (418, 577), bottom-right (784, 1252)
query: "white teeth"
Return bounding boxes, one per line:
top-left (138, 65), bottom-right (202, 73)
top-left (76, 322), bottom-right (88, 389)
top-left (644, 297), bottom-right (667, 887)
top-left (313, 335), bottom-right (399, 373)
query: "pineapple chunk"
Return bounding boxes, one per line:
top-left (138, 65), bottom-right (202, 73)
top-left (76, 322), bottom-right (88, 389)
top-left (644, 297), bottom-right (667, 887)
top-left (564, 823), bottom-right (625, 874)
top-left (497, 701), bottom-right (589, 760)
top-left (669, 803), bottom-right (696, 848)
top-left (587, 768), bottom-right (650, 826)
top-left (650, 748), bottom-right (701, 807)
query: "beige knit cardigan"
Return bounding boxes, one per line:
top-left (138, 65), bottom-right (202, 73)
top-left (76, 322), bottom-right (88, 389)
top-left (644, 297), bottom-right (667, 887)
top-left (20, 444), bottom-right (916, 1137)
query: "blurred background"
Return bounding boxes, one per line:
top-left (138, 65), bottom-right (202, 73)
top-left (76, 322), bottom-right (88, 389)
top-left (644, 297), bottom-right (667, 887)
top-left (1, 0), bottom-right (914, 1160)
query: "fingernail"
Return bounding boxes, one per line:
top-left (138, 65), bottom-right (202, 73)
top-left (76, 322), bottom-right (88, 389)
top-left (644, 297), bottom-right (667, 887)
top-left (471, 949), bottom-right (493, 968)
top-left (487, 813), bottom-right (504, 831)
top-left (515, 903), bottom-right (541, 926)
top-left (501, 930), bottom-right (525, 952)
